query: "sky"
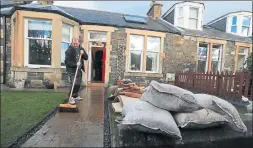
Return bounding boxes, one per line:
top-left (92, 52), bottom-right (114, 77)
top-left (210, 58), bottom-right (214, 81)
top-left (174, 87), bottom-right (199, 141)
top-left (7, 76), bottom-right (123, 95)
top-left (42, 1), bottom-right (251, 24)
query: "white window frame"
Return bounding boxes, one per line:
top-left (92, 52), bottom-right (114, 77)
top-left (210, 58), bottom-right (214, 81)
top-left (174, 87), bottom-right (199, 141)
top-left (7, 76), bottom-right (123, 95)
top-left (178, 7), bottom-right (184, 27)
top-left (88, 31), bottom-right (107, 42)
top-left (241, 16), bottom-right (250, 36)
top-left (211, 44), bottom-right (223, 72)
top-left (197, 43), bottom-right (209, 73)
top-left (188, 7), bottom-right (199, 30)
top-left (146, 36), bottom-right (160, 73)
top-left (128, 34), bottom-right (144, 72)
top-left (61, 23), bottom-right (73, 68)
top-left (24, 18), bottom-right (52, 68)
top-left (231, 16), bottom-right (237, 34)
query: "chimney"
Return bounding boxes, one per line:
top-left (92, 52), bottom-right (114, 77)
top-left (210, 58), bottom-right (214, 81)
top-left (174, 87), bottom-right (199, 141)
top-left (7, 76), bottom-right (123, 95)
top-left (39, 0), bottom-right (54, 5)
top-left (147, 0), bottom-right (163, 19)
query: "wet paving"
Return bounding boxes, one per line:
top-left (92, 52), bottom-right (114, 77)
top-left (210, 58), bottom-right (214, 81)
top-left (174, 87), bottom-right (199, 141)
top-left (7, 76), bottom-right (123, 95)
top-left (22, 87), bottom-right (105, 147)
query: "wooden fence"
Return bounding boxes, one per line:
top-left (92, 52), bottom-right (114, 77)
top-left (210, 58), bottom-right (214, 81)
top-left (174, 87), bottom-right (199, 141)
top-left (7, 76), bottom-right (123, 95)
top-left (175, 71), bottom-right (253, 100)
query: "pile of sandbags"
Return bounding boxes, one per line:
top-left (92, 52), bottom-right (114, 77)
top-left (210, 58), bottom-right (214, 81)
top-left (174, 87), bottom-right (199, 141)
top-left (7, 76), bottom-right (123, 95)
top-left (119, 80), bottom-right (247, 140)
top-left (108, 80), bottom-right (145, 114)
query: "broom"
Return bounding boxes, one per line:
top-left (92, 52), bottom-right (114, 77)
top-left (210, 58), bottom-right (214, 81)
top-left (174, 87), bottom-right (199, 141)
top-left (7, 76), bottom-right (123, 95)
top-left (58, 51), bottom-right (83, 113)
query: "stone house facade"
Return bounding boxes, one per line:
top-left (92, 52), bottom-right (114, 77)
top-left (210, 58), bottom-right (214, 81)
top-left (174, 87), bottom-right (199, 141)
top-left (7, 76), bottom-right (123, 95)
top-left (0, 1), bottom-right (252, 88)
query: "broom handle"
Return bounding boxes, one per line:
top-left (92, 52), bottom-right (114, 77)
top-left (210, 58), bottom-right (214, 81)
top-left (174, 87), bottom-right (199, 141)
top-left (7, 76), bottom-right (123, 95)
top-left (68, 54), bottom-right (82, 103)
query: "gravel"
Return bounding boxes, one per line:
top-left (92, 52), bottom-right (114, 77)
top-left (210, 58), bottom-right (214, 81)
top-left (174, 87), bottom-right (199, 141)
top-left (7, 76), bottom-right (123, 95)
top-left (103, 88), bottom-right (112, 148)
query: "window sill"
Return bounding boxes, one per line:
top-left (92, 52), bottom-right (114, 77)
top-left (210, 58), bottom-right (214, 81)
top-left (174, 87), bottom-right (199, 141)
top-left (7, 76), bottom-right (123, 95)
top-left (124, 72), bottom-right (163, 78)
top-left (26, 65), bottom-right (51, 68)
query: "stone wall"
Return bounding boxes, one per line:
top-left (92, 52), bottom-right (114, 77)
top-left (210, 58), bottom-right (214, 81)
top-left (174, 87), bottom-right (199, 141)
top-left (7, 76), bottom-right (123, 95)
top-left (224, 41), bottom-right (236, 71)
top-left (0, 16), bottom-right (4, 83)
top-left (5, 18), bottom-right (11, 83)
top-left (163, 33), bottom-right (197, 75)
top-left (109, 28), bottom-right (127, 85)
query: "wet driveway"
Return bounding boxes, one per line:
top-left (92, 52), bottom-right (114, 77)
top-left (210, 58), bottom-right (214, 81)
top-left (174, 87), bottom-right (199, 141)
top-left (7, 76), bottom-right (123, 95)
top-left (22, 87), bottom-right (104, 147)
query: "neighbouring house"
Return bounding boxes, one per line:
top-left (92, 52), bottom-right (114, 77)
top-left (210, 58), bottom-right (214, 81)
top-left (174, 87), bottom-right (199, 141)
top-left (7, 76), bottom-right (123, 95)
top-left (0, 1), bottom-right (252, 88)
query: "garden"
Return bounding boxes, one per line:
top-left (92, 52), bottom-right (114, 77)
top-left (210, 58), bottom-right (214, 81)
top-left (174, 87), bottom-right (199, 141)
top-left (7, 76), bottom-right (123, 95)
top-left (1, 91), bottom-right (66, 147)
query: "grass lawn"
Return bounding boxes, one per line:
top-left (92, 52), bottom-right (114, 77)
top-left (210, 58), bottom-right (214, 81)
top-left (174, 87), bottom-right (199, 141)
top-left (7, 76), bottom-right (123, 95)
top-left (1, 91), bottom-right (67, 147)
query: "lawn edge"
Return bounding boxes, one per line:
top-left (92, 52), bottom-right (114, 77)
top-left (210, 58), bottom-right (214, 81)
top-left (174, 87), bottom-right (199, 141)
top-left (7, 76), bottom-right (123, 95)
top-left (103, 87), bottom-right (112, 148)
top-left (7, 98), bottom-right (68, 148)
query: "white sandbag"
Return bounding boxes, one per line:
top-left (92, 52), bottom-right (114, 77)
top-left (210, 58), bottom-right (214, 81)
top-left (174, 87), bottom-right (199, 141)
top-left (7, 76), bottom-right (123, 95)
top-left (194, 93), bottom-right (247, 132)
top-left (121, 101), bottom-right (182, 139)
top-left (114, 88), bottom-right (124, 96)
top-left (118, 95), bottom-right (139, 107)
top-left (141, 81), bottom-right (202, 112)
top-left (173, 109), bottom-right (229, 129)
top-left (109, 85), bottom-right (118, 96)
top-left (112, 102), bottom-right (123, 113)
top-left (212, 96), bottom-right (247, 132)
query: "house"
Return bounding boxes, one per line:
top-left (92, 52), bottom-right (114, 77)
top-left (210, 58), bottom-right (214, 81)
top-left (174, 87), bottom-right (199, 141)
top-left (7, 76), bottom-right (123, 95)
top-left (0, 1), bottom-right (252, 88)
top-left (162, 1), bottom-right (252, 73)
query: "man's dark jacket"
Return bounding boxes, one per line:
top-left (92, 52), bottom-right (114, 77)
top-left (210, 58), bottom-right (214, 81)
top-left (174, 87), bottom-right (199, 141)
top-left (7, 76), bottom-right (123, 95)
top-left (65, 45), bottom-right (88, 73)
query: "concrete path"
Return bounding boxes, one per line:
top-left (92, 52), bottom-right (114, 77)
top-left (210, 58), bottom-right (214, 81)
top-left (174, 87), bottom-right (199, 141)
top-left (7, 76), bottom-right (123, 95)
top-left (22, 87), bottom-right (104, 147)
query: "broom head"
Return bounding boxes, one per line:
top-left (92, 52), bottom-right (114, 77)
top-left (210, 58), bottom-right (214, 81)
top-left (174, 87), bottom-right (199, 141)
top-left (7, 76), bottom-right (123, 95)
top-left (58, 103), bottom-right (79, 112)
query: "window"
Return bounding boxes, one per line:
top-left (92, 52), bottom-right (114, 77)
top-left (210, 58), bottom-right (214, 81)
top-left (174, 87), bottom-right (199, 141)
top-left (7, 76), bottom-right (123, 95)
top-left (89, 31), bottom-right (106, 42)
top-left (197, 43), bottom-right (208, 72)
top-left (61, 24), bottom-right (72, 66)
top-left (25, 19), bottom-right (52, 67)
top-left (241, 16), bottom-right (250, 36)
top-left (231, 16), bottom-right (237, 33)
top-left (178, 7), bottom-right (184, 27)
top-left (129, 35), bottom-right (144, 72)
top-left (0, 17), bottom-right (3, 25)
top-left (211, 45), bottom-right (222, 73)
top-left (146, 37), bottom-right (160, 72)
top-left (188, 7), bottom-right (199, 29)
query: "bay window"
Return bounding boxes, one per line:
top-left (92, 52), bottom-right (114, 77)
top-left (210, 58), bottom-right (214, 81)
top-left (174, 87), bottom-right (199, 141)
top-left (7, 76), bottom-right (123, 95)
top-left (25, 19), bottom-right (52, 67)
top-left (241, 16), bottom-right (250, 36)
top-left (128, 34), bottom-right (161, 73)
top-left (146, 37), bottom-right (160, 73)
top-left (189, 7), bottom-right (199, 29)
top-left (61, 24), bottom-right (73, 66)
top-left (129, 35), bottom-right (144, 72)
top-left (231, 16), bottom-right (237, 33)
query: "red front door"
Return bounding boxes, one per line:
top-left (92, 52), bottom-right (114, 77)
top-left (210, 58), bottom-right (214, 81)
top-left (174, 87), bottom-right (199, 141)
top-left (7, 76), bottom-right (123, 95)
top-left (101, 46), bottom-right (106, 83)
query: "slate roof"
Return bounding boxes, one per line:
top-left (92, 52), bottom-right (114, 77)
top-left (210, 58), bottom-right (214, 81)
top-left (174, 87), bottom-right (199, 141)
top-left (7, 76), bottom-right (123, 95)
top-left (0, 3), bottom-right (252, 44)
top-left (207, 10), bottom-right (252, 25)
top-left (0, 3), bottom-right (181, 34)
top-left (181, 25), bottom-right (252, 44)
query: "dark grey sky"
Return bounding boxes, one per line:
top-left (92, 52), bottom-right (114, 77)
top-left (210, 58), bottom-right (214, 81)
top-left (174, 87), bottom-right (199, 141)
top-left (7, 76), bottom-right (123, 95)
top-left (54, 1), bottom-right (252, 24)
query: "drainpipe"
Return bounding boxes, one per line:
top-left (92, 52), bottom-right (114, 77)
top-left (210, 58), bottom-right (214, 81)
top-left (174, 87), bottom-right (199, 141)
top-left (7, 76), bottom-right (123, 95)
top-left (3, 16), bottom-right (6, 84)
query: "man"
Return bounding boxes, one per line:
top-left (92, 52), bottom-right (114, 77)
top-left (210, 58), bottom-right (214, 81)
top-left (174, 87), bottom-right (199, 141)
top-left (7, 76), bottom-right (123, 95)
top-left (65, 37), bottom-right (88, 104)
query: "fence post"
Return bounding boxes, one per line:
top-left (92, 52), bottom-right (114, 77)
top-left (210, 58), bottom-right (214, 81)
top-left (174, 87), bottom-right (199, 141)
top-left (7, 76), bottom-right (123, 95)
top-left (238, 72), bottom-right (244, 98)
top-left (228, 71), bottom-right (233, 97)
top-left (244, 72), bottom-right (250, 98)
top-left (223, 71), bottom-right (228, 97)
top-left (233, 72), bottom-right (238, 98)
top-left (215, 71), bottom-right (220, 96)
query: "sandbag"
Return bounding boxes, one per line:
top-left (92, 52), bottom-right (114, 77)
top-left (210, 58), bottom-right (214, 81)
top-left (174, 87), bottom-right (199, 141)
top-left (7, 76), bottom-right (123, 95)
top-left (194, 93), bottom-right (247, 132)
top-left (112, 102), bottom-right (123, 113)
top-left (118, 95), bottom-right (140, 107)
top-left (109, 85), bottom-right (118, 96)
top-left (121, 101), bottom-right (182, 139)
top-left (173, 109), bottom-right (229, 129)
top-left (141, 81), bottom-right (202, 112)
top-left (212, 96), bottom-right (247, 132)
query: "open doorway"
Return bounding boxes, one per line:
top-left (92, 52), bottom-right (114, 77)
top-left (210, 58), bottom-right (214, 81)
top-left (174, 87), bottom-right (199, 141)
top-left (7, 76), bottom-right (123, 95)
top-left (88, 42), bottom-right (106, 83)
top-left (91, 47), bottom-right (103, 82)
